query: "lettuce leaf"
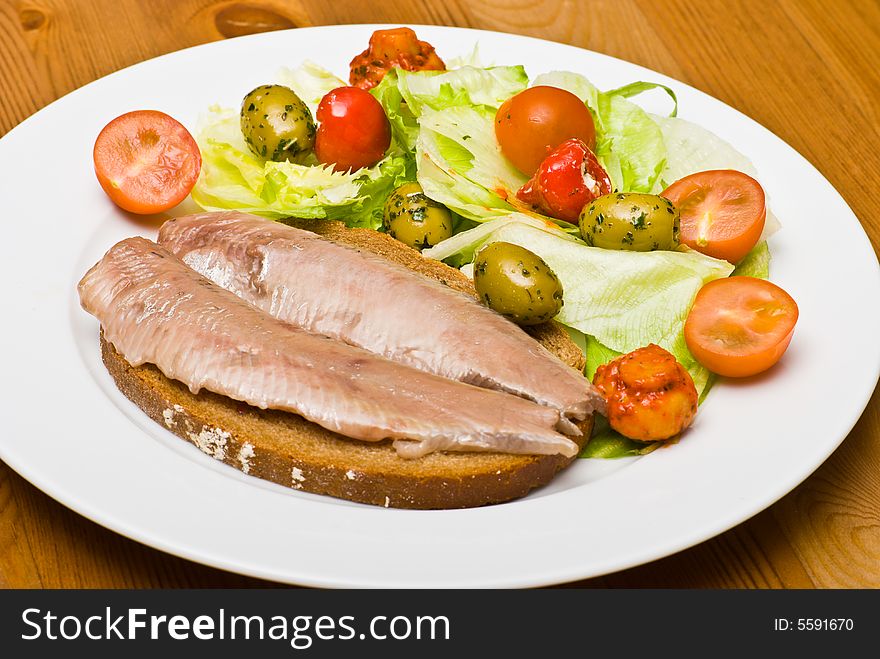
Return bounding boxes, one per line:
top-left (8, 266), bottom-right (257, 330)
top-left (652, 114), bottom-right (755, 188)
top-left (370, 64), bottom-right (528, 199)
top-left (191, 106), bottom-right (411, 228)
top-left (446, 43), bottom-right (487, 69)
top-left (606, 81), bottom-right (678, 117)
top-left (732, 241), bottom-right (771, 278)
top-left (580, 416), bottom-right (660, 458)
top-left (595, 93), bottom-right (667, 193)
top-left (370, 65), bottom-right (528, 152)
top-left (370, 70), bottom-right (420, 151)
top-left (584, 334), bottom-right (622, 380)
top-left (416, 105), bottom-right (530, 222)
top-left (425, 212), bottom-right (579, 265)
top-left (396, 65), bottom-right (528, 115)
top-left (276, 61), bottom-right (346, 113)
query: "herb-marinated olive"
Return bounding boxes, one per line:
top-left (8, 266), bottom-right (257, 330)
top-left (383, 182), bottom-right (453, 250)
top-left (579, 193), bottom-right (680, 251)
top-left (473, 242), bottom-right (564, 326)
top-left (240, 85), bottom-right (316, 162)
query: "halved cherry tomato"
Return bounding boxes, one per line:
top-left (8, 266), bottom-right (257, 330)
top-left (516, 138), bottom-right (611, 223)
top-left (93, 110), bottom-right (201, 215)
top-left (495, 86), bottom-right (596, 176)
top-left (684, 277), bottom-right (798, 378)
top-left (349, 27), bottom-right (445, 90)
top-left (315, 86), bottom-right (391, 172)
top-left (662, 169), bottom-right (766, 264)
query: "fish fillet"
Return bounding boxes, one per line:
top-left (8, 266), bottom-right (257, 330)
top-left (79, 238), bottom-right (579, 458)
top-left (158, 212), bottom-right (605, 428)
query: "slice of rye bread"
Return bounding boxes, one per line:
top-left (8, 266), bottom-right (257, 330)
top-left (100, 219), bottom-right (592, 509)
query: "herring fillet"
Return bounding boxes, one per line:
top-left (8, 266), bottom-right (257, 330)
top-left (158, 211), bottom-right (605, 426)
top-left (78, 238), bottom-right (578, 459)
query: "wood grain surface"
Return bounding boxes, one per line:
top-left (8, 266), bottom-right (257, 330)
top-left (1, 0), bottom-right (878, 588)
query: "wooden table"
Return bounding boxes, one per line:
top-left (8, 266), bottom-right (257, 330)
top-left (1, 0), bottom-right (878, 588)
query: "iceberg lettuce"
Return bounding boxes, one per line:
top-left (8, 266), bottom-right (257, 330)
top-left (370, 70), bottom-right (421, 152)
top-left (415, 105), bottom-right (531, 222)
top-left (732, 241), bottom-right (771, 278)
top-left (426, 212), bottom-right (580, 266)
top-left (370, 65), bottom-right (528, 151)
top-left (580, 415), bottom-right (661, 458)
top-left (190, 106), bottom-right (411, 228)
top-left (396, 65), bottom-right (528, 114)
top-left (276, 61), bottom-right (346, 113)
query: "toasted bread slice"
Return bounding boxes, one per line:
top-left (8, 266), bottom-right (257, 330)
top-left (101, 220), bottom-right (591, 509)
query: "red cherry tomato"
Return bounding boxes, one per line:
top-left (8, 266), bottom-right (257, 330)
top-left (495, 86), bottom-right (596, 176)
top-left (662, 169), bottom-right (766, 264)
top-left (315, 87), bottom-right (391, 172)
top-left (93, 110), bottom-right (201, 215)
top-left (684, 277), bottom-right (798, 377)
top-left (516, 138), bottom-right (612, 223)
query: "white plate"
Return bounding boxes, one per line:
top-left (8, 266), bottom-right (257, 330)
top-left (1, 25), bottom-right (878, 588)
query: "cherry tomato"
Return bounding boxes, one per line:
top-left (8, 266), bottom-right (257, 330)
top-left (662, 169), bottom-right (766, 264)
top-left (495, 86), bottom-right (596, 176)
top-left (315, 87), bottom-right (391, 172)
top-left (350, 27), bottom-right (445, 90)
top-left (516, 138), bottom-right (611, 223)
top-left (684, 277), bottom-right (798, 378)
top-left (93, 110), bottom-right (201, 215)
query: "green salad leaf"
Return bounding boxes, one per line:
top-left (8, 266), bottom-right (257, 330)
top-left (276, 61), bottom-right (346, 112)
top-left (426, 212), bottom-right (579, 266)
top-left (446, 43), bottom-right (487, 69)
top-left (598, 92), bottom-right (667, 193)
top-left (606, 81), bottom-right (678, 117)
top-left (416, 105), bottom-right (530, 222)
top-left (579, 416), bottom-right (661, 458)
top-left (652, 114), bottom-right (755, 188)
top-left (396, 65), bottom-right (528, 114)
top-left (371, 70), bottom-right (421, 151)
top-left (732, 241), bottom-right (771, 278)
top-left (584, 335), bottom-right (622, 380)
top-left (370, 65), bottom-right (528, 151)
top-left (191, 106), bottom-right (411, 228)
top-left (370, 64), bottom-right (529, 203)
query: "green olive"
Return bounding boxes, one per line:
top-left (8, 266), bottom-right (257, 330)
top-left (383, 182), bottom-right (453, 250)
top-left (473, 242), bottom-right (564, 326)
top-left (240, 85), bottom-right (316, 162)
top-left (579, 192), bottom-right (680, 251)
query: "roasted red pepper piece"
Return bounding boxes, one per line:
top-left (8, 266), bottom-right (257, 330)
top-left (516, 138), bottom-right (612, 223)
